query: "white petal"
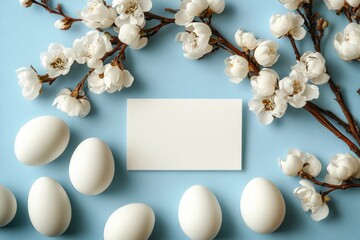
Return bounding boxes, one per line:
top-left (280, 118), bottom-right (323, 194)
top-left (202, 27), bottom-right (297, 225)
top-left (311, 73), bottom-right (330, 85)
top-left (311, 204), bottom-right (329, 221)
top-left (325, 174), bottom-right (343, 185)
top-left (258, 111), bottom-right (274, 125)
top-left (303, 84), bottom-right (319, 101)
top-left (291, 27), bottom-right (307, 40)
top-left (299, 179), bottom-right (315, 191)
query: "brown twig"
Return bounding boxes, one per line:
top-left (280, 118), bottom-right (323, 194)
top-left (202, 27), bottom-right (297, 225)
top-left (208, 24), bottom-right (260, 75)
top-left (310, 103), bottom-right (350, 132)
top-left (304, 102), bottom-right (360, 157)
top-left (71, 41), bottom-right (124, 97)
top-left (31, 0), bottom-right (81, 25)
top-left (298, 2), bottom-right (360, 147)
top-left (299, 171), bottom-right (360, 197)
top-left (287, 35), bottom-right (301, 60)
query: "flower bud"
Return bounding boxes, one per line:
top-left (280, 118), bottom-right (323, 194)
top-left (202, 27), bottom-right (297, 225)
top-left (251, 68), bottom-right (278, 97)
top-left (254, 40), bottom-right (280, 67)
top-left (327, 153), bottom-right (359, 183)
top-left (19, 0), bottom-right (32, 7)
top-left (234, 29), bottom-right (260, 51)
top-left (224, 55), bottom-right (249, 83)
top-left (54, 18), bottom-right (72, 30)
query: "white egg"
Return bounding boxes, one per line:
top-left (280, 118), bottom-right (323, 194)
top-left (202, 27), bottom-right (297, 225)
top-left (28, 177), bottom-right (72, 237)
top-left (240, 177), bottom-right (286, 234)
top-left (69, 137), bottom-right (115, 195)
top-left (0, 185), bottom-right (17, 227)
top-left (178, 185), bottom-right (222, 240)
top-left (104, 203), bottom-right (155, 240)
top-left (14, 116), bottom-right (70, 166)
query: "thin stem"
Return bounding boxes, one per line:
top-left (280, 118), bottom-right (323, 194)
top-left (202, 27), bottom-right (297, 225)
top-left (304, 102), bottom-right (360, 157)
top-left (165, 8), bottom-right (178, 14)
top-left (208, 25), bottom-right (260, 75)
top-left (71, 69), bottom-right (94, 97)
top-left (31, 0), bottom-right (81, 22)
top-left (328, 77), bottom-right (360, 143)
top-left (312, 103), bottom-right (350, 133)
top-left (145, 12), bottom-right (175, 23)
top-left (299, 171), bottom-right (360, 197)
top-left (287, 35), bottom-right (301, 60)
top-left (299, 2), bottom-right (360, 146)
top-left (71, 42), bottom-right (124, 97)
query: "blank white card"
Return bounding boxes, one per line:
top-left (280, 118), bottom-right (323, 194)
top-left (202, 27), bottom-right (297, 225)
top-left (127, 99), bottom-right (242, 170)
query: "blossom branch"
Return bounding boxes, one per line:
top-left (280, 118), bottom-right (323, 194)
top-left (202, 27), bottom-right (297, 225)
top-left (31, 0), bottom-right (81, 20)
top-left (304, 102), bottom-right (360, 157)
top-left (299, 171), bottom-right (360, 197)
top-left (311, 103), bottom-right (350, 133)
top-left (287, 35), bottom-right (301, 60)
top-left (298, 2), bottom-right (360, 146)
top-left (208, 25), bottom-right (260, 75)
top-left (71, 41), bottom-right (124, 97)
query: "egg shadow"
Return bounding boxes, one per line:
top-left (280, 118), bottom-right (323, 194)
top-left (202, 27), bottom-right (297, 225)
top-left (101, 146), bottom-right (129, 196)
top-left (62, 188), bottom-right (86, 236)
top-left (148, 209), bottom-right (168, 240)
top-left (0, 195), bottom-right (29, 230)
top-left (216, 195), bottom-right (239, 239)
top-left (274, 192), bottom-right (298, 233)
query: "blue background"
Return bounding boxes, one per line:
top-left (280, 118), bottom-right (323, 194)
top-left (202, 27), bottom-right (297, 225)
top-left (1, 0), bottom-right (360, 239)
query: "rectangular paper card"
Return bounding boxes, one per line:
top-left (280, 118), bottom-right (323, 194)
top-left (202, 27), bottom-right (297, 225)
top-left (127, 99), bottom-right (242, 170)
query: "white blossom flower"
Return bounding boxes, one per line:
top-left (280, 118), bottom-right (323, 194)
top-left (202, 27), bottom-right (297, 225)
top-left (73, 30), bottom-right (112, 69)
top-left (279, 148), bottom-right (304, 176)
top-left (208, 0), bottom-right (225, 14)
top-left (292, 51), bottom-right (330, 85)
top-left (52, 89), bottom-right (91, 117)
top-left (40, 43), bottom-right (75, 78)
top-left (175, 0), bottom-right (209, 26)
top-left (294, 180), bottom-right (329, 221)
top-left (334, 22), bottom-right (360, 61)
top-left (224, 55), bottom-right (249, 83)
top-left (81, 0), bottom-right (117, 29)
top-left (326, 153), bottom-right (359, 185)
top-left (279, 0), bottom-right (309, 10)
top-left (113, 0), bottom-right (152, 28)
top-left (118, 24), bottom-right (148, 49)
top-left (103, 64), bottom-right (134, 93)
top-left (254, 40), bottom-right (280, 67)
top-left (279, 148), bottom-right (322, 176)
top-left (279, 70), bottom-right (319, 108)
top-left (248, 90), bottom-right (288, 125)
top-left (250, 68), bottom-right (278, 97)
top-left (16, 67), bottom-right (42, 100)
top-left (19, 0), bottom-right (32, 7)
top-left (88, 64), bottom-right (134, 93)
top-left (234, 29), bottom-right (261, 51)
top-left (54, 19), bottom-right (72, 30)
top-left (270, 12), bottom-right (306, 40)
top-left (176, 22), bottom-right (213, 60)
top-left (88, 69), bottom-right (107, 94)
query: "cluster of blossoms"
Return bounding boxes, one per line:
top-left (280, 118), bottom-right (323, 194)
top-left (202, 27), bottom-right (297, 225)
top-left (279, 148), bottom-right (360, 221)
top-left (16, 0), bottom-right (156, 117)
top-left (279, 0), bottom-right (360, 61)
top-left (174, 1), bottom-right (329, 125)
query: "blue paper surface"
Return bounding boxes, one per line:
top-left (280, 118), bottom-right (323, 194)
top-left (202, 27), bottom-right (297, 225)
top-left (1, 0), bottom-right (360, 239)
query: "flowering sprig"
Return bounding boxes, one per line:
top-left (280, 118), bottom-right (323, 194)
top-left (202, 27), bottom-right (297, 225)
top-left (20, 0), bottom-right (82, 30)
top-left (280, 148), bottom-right (360, 221)
top-left (16, 0), bottom-right (174, 117)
